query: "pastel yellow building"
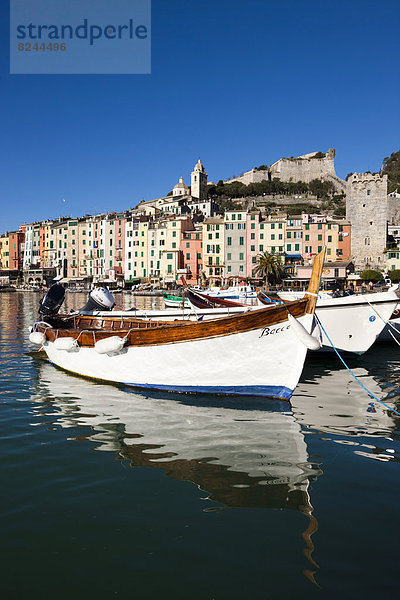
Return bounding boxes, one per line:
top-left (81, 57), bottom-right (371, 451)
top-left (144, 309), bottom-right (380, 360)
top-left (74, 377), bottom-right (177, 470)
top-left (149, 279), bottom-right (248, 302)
top-left (202, 217), bottom-right (224, 282)
top-left (146, 216), bottom-right (192, 283)
top-left (261, 214), bottom-right (286, 255)
top-left (386, 250), bottom-right (400, 272)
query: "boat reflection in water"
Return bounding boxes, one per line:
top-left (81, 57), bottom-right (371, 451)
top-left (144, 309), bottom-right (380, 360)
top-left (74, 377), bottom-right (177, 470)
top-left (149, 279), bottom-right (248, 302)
top-left (31, 355), bottom-right (321, 581)
top-left (29, 352), bottom-right (399, 584)
top-left (293, 355), bottom-right (399, 463)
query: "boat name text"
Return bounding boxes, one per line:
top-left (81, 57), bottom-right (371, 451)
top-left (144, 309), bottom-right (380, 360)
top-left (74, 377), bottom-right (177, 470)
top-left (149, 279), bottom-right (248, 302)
top-left (259, 325), bottom-right (290, 338)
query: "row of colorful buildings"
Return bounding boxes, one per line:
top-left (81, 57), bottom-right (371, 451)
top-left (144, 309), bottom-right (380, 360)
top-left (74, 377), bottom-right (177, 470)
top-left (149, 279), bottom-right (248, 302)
top-left (0, 208), bottom-right (352, 287)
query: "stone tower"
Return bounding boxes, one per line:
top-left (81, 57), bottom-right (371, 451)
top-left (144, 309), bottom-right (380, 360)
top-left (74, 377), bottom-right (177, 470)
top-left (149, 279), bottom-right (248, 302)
top-left (191, 159), bottom-right (207, 200)
top-left (346, 172), bottom-right (388, 269)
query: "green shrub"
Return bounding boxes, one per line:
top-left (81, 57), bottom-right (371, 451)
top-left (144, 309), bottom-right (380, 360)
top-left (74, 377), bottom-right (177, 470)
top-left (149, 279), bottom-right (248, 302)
top-left (360, 269), bottom-right (383, 282)
top-left (389, 269), bottom-right (400, 283)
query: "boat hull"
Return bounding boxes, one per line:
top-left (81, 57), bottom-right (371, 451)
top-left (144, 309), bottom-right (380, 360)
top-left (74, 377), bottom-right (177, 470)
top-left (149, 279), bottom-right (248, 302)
top-left (314, 293), bottom-right (399, 354)
top-left (378, 316), bottom-right (400, 341)
top-left (162, 295), bottom-right (190, 308)
top-left (42, 313), bottom-right (314, 399)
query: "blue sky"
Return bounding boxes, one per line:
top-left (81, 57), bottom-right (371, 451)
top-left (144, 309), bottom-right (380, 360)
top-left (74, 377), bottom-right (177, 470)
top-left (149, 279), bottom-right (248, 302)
top-left (1, 0), bottom-right (399, 232)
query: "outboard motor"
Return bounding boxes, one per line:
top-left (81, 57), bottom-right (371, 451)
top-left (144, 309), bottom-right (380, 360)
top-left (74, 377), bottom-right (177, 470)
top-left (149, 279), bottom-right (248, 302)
top-left (39, 284), bottom-right (66, 316)
top-left (78, 287), bottom-right (115, 313)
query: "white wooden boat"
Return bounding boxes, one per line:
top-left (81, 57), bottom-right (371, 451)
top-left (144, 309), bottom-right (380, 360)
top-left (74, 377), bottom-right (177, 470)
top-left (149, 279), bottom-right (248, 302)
top-left (28, 250), bottom-right (325, 399)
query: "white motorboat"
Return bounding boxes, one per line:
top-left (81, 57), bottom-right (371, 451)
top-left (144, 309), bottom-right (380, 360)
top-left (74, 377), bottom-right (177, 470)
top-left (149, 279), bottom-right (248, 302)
top-left (259, 287), bottom-right (399, 354)
top-left (313, 287), bottom-right (399, 354)
top-left (278, 290), bottom-right (333, 301)
top-left (162, 292), bottom-right (190, 309)
top-left (201, 284), bottom-right (257, 300)
top-left (377, 306), bottom-right (400, 341)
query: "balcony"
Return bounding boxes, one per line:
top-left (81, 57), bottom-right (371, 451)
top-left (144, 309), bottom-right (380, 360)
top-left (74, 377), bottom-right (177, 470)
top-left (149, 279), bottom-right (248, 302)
top-left (206, 261), bottom-right (224, 268)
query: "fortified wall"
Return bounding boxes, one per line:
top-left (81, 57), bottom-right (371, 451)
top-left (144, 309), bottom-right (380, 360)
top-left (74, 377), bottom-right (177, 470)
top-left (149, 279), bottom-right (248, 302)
top-left (225, 149), bottom-right (346, 192)
top-left (346, 172), bottom-right (388, 269)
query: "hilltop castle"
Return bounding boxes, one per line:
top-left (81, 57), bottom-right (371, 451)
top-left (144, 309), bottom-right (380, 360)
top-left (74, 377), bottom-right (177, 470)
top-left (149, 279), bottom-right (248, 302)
top-left (225, 149), bottom-right (345, 193)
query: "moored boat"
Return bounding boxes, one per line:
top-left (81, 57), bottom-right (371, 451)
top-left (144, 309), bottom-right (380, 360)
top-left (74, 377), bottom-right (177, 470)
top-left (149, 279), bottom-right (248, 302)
top-left (259, 286), bottom-right (399, 354)
top-left (377, 307), bottom-right (400, 341)
top-left (29, 250), bottom-right (325, 398)
top-left (200, 284), bottom-right (257, 300)
top-left (185, 289), bottom-right (250, 309)
top-left (277, 290), bottom-right (333, 301)
top-left (162, 292), bottom-right (190, 308)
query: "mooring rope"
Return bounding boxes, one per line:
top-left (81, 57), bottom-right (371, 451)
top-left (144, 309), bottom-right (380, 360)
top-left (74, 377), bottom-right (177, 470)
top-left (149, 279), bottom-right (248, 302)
top-left (388, 329), bottom-right (400, 348)
top-left (314, 314), bottom-right (400, 417)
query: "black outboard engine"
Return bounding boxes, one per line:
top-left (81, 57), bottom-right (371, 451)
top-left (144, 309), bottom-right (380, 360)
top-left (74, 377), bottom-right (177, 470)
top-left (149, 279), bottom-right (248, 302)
top-left (78, 287), bottom-right (115, 313)
top-left (39, 284), bottom-right (66, 316)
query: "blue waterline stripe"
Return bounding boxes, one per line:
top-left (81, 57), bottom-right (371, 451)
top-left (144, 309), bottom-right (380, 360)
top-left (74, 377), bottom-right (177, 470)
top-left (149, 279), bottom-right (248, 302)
top-left (46, 357), bottom-right (293, 399)
top-left (122, 382), bottom-right (293, 399)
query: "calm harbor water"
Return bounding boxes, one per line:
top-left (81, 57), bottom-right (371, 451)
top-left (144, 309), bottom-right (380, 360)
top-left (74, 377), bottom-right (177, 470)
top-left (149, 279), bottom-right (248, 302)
top-left (1, 291), bottom-right (400, 599)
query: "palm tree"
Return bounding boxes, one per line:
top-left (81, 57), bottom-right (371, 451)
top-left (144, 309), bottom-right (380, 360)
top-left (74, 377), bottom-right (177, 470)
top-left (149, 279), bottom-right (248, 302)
top-left (254, 251), bottom-right (284, 288)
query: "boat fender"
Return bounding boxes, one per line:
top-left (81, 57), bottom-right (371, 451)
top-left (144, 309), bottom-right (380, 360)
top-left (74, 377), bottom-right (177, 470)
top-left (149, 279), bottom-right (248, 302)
top-left (29, 331), bottom-right (46, 346)
top-left (53, 337), bottom-right (79, 352)
top-left (94, 336), bottom-right (125, 355)
top-left (311, 320), bottom-right (322, 345)
top-left (287, 313), bottom-right (322, 350)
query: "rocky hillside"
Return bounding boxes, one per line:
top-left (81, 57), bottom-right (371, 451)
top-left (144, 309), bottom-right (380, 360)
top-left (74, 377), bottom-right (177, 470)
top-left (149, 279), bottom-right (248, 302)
top-left (382, 151), bottom-right (400, 192)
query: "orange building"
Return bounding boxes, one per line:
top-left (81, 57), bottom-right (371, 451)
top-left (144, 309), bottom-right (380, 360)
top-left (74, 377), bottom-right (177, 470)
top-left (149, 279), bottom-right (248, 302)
top-left (7, 230), bottom-right (25, 271)
top-left (302, 215), bottom-right (351, 263)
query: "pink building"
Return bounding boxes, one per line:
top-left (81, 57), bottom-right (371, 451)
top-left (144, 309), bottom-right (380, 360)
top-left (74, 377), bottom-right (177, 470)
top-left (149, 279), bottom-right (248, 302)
top-left (113, 214), bottom-right (126, 279)
top-left (180, 226), bottom-right (203, 284)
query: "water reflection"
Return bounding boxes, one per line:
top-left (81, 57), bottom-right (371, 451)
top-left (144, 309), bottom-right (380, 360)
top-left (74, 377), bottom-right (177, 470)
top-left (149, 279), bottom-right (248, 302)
top-left (4, 290), bottom-right (400, 590)
top-left (293, 356), bottom-right (399, 439)
top-left (29, 353), bottom-right (322, 580)
top-left (31, 357), bottom-right (319, 507)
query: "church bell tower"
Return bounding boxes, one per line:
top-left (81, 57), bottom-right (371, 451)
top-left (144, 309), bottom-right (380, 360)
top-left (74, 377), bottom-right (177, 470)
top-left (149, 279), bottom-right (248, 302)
top-left (191, 159), bottom-right (207, 200)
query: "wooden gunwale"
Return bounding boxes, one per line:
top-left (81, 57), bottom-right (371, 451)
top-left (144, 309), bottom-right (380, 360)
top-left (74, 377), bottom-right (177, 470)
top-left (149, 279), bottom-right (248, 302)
top-left (37, 298), bottom-right (309, 348)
